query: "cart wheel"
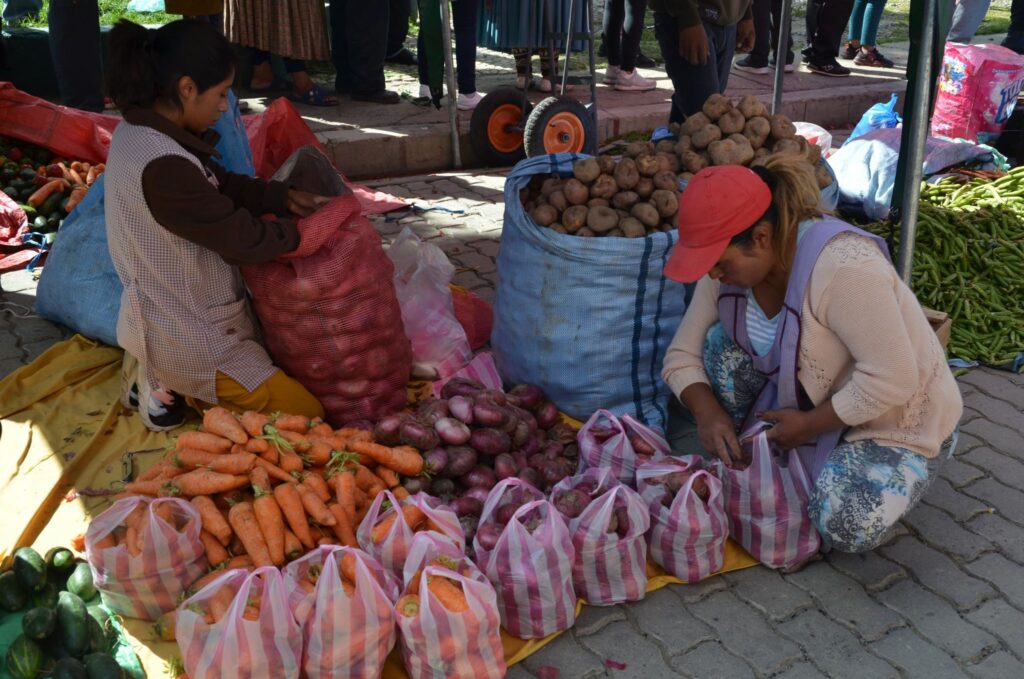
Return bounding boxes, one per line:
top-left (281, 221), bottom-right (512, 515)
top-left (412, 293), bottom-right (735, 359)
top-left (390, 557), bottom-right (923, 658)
top-left (469, 86), bottom-right (532, 167)
top-left (523, 96), bottom-right (596, 158)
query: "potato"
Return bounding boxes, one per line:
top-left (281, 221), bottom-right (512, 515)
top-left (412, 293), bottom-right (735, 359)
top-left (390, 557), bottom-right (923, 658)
top-left (548, 189), bottom-right (568, 212)
top-left (607, 227), bottom-right (625, 237)
top-left (550, 223), bottom-right (568, 234)
top-left (806, 141), bottom-right (822, 165)
top-left (541, 177), bottom-right (563, 196)
top-left (624, 141), bottom-right (655, 157)
top-left (534, 193), bottom-right (548, 206)
top-left (727, 135), bottom-right (756, 165)
top-left (524, 200), bottom-right (535, 213)
top-left (680, 171), bottom-right (694, 182)
top-left (660, 222), bottom-right (676, 232)
top-left (816, 164), bottom-right (833, 189)
top-left (708, 139), bottom-right (738, 166)
top-left (655, 139), bottom-right (677, 154)
top-left (681, 112), bottom-right (711, 137)
top-left (590, 173), bottom-right (618, 199)
top-left (531, 204), bottom-right (558, 226)
top-left (702, 93), bottom-right (732, 122)
top-left (674, 135), bottom-right (693, 156)
top-left (669, 122), bottom-right (681, 135)
top-left (769, 114), bottom-right (797, 140)
top-left (742, 117), bottom-right (771, 150)
top-left (613, 157), bottom-right (640, 190)
top-left (737, 95), bottom-right (768, 120)
top-left (519, 187), bottom-right (530, 203)
top-left (635, 153), bottom-right (661, 177)
top-left (587, 205), bottom-right (620, 233)
top-left (773, 138), bottom-right (803, 155)
top-left (718, 109), bottom-right (746, 135)
top-left (564, 178), bottom-right (590, 205)
top-left (588, 197), bottom-right (610, 208)
top-left (563, 205), bottom-right (589, 232)
top-left (611, 190), bottom-right (640, 210)
top-left (615, 208), bottom-right (630, 220)
top-left (653, 170), bottom-right (679, 191)
top-left (681, 150), bottom-right (708, 174)
top-left (617, 217), bottom-right (644, 238)
top-left (635, 176), bottom-right (655, 198)
top-left (692, 125), bottom-right (722, 150)
top-left (572, 157), bottom-right (601, 184)
top-left (577, 227), bottom-right (596, 237)
top-left (795, 136), bottom-right (810, 155)
top-left (651, 189), bottom-right (679, 218)
top-left (753, 147), bottom-right (771, 163)
top-left (597, 155), bottom-right (617, 174)
top-left (656, 152), bottom-right (681, 173)
top-left (630, 202), bottom-right (660, 228)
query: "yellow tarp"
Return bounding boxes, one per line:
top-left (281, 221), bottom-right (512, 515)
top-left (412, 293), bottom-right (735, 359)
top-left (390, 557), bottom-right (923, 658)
top-left (0, 336), bottom-right (757, 677)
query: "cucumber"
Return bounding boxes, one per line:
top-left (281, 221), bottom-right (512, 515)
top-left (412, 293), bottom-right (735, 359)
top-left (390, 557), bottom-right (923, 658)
top-left (45, 547), bottom-right (77, 578)
top-left (86, 613), bottom-right (109, 654)
top-left (40, 191), bottom-right (62, 217)
top-left (66, 563), bottom-right (96, 602)
top-left (83, 653), bottom-right (123, 679)
top-left (0, 570), bottom-right (27, 611)
top-left (5, 634), bottom-right (43, 679)
top-left (33, 214), bottom-right (48, 230)
top-left (22, 606), bottom-right (57, 640)
top-left (18, 167), bottom-right (38, 182)
top-left (52, 657), bottom-right (89, 679)
top-left (13, 547), bottom-right (47, 592)
top-left (2, 186), bottom-right (17, 199)
top-left (33, 582), bottom-right (61, 609)
top-left (57, 591), bottom-right (90, 657)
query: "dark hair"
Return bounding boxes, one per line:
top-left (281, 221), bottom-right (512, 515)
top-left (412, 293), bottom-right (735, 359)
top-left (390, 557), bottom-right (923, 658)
top-left (106, 19), bottom-right (235, 111)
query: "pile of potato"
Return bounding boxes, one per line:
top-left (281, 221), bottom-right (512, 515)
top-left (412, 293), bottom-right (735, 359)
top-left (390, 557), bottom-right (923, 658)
top-left (520, 94), bottom-right (833, 238)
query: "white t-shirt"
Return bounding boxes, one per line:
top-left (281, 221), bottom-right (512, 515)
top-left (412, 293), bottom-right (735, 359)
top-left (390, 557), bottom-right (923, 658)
top-left (746, 220), bottom-right (816, 357)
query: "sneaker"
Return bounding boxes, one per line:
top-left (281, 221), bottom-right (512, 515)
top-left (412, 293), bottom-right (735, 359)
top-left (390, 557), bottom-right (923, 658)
top-left (636, 51), bottom-right (657, 68)
top-left (604, 65), bottom-right (621, 85)
top-left (457, 91), bottom-right (484, 110)
top-left (614, 69), bottom-right (656, 91)
top-left (854, 47), bottom-right (895, 68)
top-left (136, 364), bottom-right (187, 432)
top-left (734, 55), bottom-right (770, 75)
top-left (769, 55), bottom-right (796, 72)
top-left (841, 41), bottom-right (860, 60)
top-left (807, 59), bottom-right (851, 77)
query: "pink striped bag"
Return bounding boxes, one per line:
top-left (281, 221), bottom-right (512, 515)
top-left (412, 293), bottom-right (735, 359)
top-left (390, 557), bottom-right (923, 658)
top-left (176, 566), bottom-right (302, 679)
top-left (475, 498), bottom-right (577, 638)
top-left (577, 409), bottom-right (670, 485)
top-left (402, 532), bottom-right (489, 590)
top-left (396, 565), bottom-right (506, 679)
top-left (472, 478), bottom-right (546, 560)
top-left (282, 546), bottom-right (400, 679)
top-left (719, 429), bottom-right (822, 570)
top-left (85, 496), bottom-right (206, 620)
top-left (357, 491), bottom-right (464, 576)
top-left (637, 460), bottom-right (728, 583)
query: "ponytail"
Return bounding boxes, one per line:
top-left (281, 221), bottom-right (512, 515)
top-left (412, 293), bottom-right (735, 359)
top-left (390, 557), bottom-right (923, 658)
top-left (106, 19), bottom-right (235, 111)
top-left (752, 154), bottom-right (824, 271)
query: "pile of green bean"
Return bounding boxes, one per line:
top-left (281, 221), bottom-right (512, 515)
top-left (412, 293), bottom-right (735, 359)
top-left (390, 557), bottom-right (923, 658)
top-left (864, 166), bottom-right (1024, 369)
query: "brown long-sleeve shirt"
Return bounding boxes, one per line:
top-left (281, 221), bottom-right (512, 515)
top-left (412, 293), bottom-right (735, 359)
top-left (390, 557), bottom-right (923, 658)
top-left (122, 108), bottom-right (299, 266)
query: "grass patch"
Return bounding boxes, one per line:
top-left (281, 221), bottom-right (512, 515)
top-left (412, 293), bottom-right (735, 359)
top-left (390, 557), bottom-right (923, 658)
top-left (20, 0), bottom-right (175, 28)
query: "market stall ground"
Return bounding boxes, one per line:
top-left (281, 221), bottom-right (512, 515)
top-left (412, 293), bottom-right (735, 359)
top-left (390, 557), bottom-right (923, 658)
top-left (2, 167), bottom-right (1024, 678)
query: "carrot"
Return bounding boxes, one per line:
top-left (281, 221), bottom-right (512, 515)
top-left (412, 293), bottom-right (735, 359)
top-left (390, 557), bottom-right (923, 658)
top-left (278, 450), bottom-right (305, 474)
top-left (122, 479), bottom-right (164, 496)
top-left (282, 529), bottom-right (303, 560)
top-left (349, 441), bottom-right (424, 476)
top-left (317, 537), bottom-right (337, 546)
top-left (191, 496), bottom-right (232, 545)
top-left (254, 457), bottom-right (294, 483)
top-left (352, 465), bottom-right (383, 494)
top-left (177, 432), bottom-right (232, 454)
top-left (253, 487), bottom-right (286, 566)
top-left (85, 164), bottom-right (99, 186)
top-left (168, 470), bottom-right (250, 496)
top-left (392, 486), bottom-right (411, 502)
top-left (173, 449), bottom-right (218, 469)
top-left (125, 525), bottom-right (142, 556)
top-left (244, 437), bottom-right (270, 455)
top-left (64, 184), bottom-right (88, 213)
top-left (226, 554), bottom-right (253, 569)
top-left (301, 473), bottom-right (331, 503)
top-left (427, 575), bottom-right (468, 612)
top-left (309, 422), bottom-right (333, 438)
top-left (337, 550), bottom-right (360, 584)
top-left (228, 502), bottom-right (273, 567)
top-left (330, 470), bottom-right (357, 523)
top-left (153, 610), bottom-right (177, 642)
top-left (240, 411), bottom-right (270, 438)
top-left (250, 466), bottom-right (271, 494)
top-left (396, 594), bottom-right (420, 617)
top-left (153, 501), bottom-right (175, 527)
top-left (353, 503), bottom-right (370, 526)
top-left (341, 579), bottom-right (356, 597)
top-left (199, 530), bottom-right (230, 566)
top-left (353, 487), bottom-right (369, 509)
top-left (273, 483), bottom-right (315, 549)
top-left (204, 453), bottom-right (257, 475)
top-left (304, 440), bottom-right (333, 466)
top-left (375, 466), bottom-right (401, 489)
top-left (371, 505), bottom-right (426, 544)
top-left (274, 413), bottom-right (310, 433)
top-left (27, 179), bottom-right (66, 207)
top-left (328, 503), bottom-right (358, 548)
top-left (297, 484), bottom-right (336, 526)
top-left (92, 533), bottom-right (116, 551)
top-left (258, 447), bottom-right (279, 465)
top-left (136, 456), bottom-right (177, 482)
top-left (334, 427), bottom-right (372, 441)
top-left (203, 407), bottom-right (248, 444)
top-left (208, 587), bottom-right (236, 623)
top-left (279, 430), bottom-right (311, 453)
top-left (298, 579), bottom-right (315, 594)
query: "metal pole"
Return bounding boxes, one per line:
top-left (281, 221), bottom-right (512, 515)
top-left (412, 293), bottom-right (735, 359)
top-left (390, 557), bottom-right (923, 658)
top-left (585, 0), bottom-right (599, 141)
top-left (895, 0), bottom-right (937, 282)
top-left (562, 0), bottom-right (576, 94)
top-left (440, 0), bottom-right (462, 168)
top-left (771, 0), bottom-right (793, 114)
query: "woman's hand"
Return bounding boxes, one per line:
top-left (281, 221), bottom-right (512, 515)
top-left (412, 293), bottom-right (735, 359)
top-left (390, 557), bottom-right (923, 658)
top-left (695, 404), bottom-right (744, 467)
top-left (678, 24), bottom-right (710, 65)
top-left (287, 189), bottom-right (332, 217)
top-left (758, 403), bottom-right (845, 449)
top-left (736, 19), bottom-right (756, 53)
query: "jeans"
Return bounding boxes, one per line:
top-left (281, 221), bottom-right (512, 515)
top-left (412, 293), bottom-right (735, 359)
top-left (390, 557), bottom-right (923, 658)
top-left (387, 0), bottom-right (411, 57)
top-left (654, 11), bottom-right (736, 123)
top-left (417, 0), bottom-right (479, 94)
top-left (2, 0), bottom-right (41, 21)
top-left (805, 0), bottom-right (854, 61)
top-left (848, 0), bottom-right (886, 45)
top-left (330, 0), bottom-right (388, 94)
top-left (48, 0), bottom-right (103, 112)
top-left (947, 0), bottom-right (991, 43)
top-left (750, 0), bottom-right (794, 64)
top-left (603, 0), bottom-right (647, 71)
top-left (251, 49), bottom-right (305, 74)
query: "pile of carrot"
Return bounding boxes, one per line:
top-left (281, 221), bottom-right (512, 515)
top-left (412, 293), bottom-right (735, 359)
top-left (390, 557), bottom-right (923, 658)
top-left (28, 160), bottom-right (105, 213)
top-left (397, 557), bottom-right (472, 620)
top-left (89, 500), bottom-right (193, 556)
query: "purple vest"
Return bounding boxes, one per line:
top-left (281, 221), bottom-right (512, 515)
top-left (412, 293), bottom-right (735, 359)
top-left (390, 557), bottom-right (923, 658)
top-left (717, 218), bottom-right (891, 481)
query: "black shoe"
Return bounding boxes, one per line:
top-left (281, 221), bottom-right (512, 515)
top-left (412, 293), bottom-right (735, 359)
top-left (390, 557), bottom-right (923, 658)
top-left (807, 59), bottom-right (851, 77)
top-left (734, 55), bottom-right (770, 75)
top-left (351, 89), bottom-right (401, 104)
top-left (800, 46), bottom-right (813, 63)
top-left (769, 54), bottom-right (796, 72)
top-left (635, 50), bottom-right (657, 67)
top-left (385, 47), bottom-right (418, 66)
top-left (841, 41), bottom-right (860, 60)
top-left (598, 42), bottom-right (608, 58)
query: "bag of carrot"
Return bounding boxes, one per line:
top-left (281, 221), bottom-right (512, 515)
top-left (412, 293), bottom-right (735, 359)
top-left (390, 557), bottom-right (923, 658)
top-left (356, 490), bottom-right (464, 577)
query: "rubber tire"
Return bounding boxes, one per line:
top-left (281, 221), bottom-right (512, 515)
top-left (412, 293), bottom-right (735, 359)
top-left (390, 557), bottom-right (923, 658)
top-left (469, 86), bottom-right (532, 167)
top-left (523, 96), bottom-right (596, 158)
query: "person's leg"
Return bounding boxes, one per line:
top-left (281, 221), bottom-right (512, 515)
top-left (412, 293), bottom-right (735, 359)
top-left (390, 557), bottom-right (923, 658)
top-left (606, 0), bottom-right (626, 67)
top-left (948, 0), bottom-right (992, 43)
top-left (654, 12), bottom-right (723, 121)
top-left (844, 0), bottom-right (866, 55)
top-left (344, 0), bottom-right (396, 101)
top-left (287, 59), bottom-right (338, 105)
top-left (769, 0), bottom-right (795, 64)
top-left (853, 0), bottom-right (895, 66)
top-left (386, 0), bottom-right (411, 57)
top-left (746, 0), bottom-right (773, 66)
top-left (803, 0), bottom-right (822, 58)
top-left (47, 0), bottom-right (104, 112)
top-left (453, 0), bottom-right (479, 94)
top-left (811, 0), bottom-right (855, 61)
top-left (1005, 0), bottom-right (1024, 52)
top-left (701, 323), bottom-right (767, 426)
top-left (808, 432), bottom-right (957, 552)
top-left (249, 49), bottom-right (276, 89)
top-left (619, 0), bottom-right (648, 72)
top-left (714, 23), bottom-right (737, 93)
top-left (209, 370), bottom-right (325, 419)
top-left (330, 0), bottom-right (354, 92)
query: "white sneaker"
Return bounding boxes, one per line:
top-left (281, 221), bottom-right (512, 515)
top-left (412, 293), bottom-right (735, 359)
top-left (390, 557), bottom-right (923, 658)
top-left (418, 83), bottom-right (433, 98)
top-left (604, 65), bottom-right (620, 85)
top-left (457, 92), bottom-right (484, 110)
top-left (136, 362), bottom-right (187, 432)
top-left (614, 69), bottom-right (656, 92)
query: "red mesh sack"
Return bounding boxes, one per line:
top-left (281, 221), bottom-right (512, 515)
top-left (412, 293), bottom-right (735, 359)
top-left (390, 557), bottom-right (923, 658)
top-left (450, 286), bottom-right (493, 351)
top-left (243, 192), bottom-right (412, 424)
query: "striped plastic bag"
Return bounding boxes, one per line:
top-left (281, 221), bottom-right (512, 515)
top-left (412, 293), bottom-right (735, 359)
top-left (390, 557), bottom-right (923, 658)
top-left (85, 496), bottom-right (206, 620)
top-left (577, 409), bottom-right (670, 485)
top-left (357, 491), bottom-right (464, 576)
top-left (402, 532), bottom-right (489, 590)
top-left (282, 546), bottom-right (400, 679)
top-left (719, 429), bottom-right (821, 570)
top-left (395, 565), bottom-right (505, 679)
top-left (176, 567), bottom-right (302, 679)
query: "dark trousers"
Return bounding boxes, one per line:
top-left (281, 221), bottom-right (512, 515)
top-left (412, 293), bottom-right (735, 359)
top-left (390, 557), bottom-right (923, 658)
top-left (330, 0), bottom-right (388, 94)
top-left (417, 0), bottom-right (479, 94)
top-left (654, 11), bottom-right (736, 123)
top-left (48, 0), bottom-right (103, 112)
top-left (804, 0), bottom-right (854, 61)
top-left (602, 0), bottom-right (647, 71)
top-left (750, 0), bottom-right (793, 63)
top-left (251, 49), bottom-right (305, 74)
top-left (387, 0), bottom-right (410, 57)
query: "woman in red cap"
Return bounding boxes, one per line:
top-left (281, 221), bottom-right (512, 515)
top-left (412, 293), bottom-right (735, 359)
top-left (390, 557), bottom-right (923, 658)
top-left (662, 156), bottom-right (962, 553)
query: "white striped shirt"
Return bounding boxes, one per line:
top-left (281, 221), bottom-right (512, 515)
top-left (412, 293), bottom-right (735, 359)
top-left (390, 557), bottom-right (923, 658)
top-left (745, 221), bottom-right (815, 357)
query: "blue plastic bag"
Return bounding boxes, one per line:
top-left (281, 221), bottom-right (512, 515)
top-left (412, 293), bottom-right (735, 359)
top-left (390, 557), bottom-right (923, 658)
top-left (491, 154), bottom-right (687, 433)
top-left (846, 94), bottom-right (902, 144)
top-left (212, 89), bottom-right (255, 176)
top-left (126, 0), bottom-right (165, 11)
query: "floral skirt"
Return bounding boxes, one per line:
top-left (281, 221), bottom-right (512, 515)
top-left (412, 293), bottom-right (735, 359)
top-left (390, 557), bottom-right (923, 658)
top-left (702, 322), bottom-right (957, 552)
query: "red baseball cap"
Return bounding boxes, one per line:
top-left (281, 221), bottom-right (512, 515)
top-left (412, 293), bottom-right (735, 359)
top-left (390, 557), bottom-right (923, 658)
top-left (664, 165), bottom-right (772, 283)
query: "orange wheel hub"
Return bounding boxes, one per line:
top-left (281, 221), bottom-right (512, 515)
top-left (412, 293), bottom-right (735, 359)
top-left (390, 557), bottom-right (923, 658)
top-left (542, 112), bottom-right (586, 154)
top-left (487, 104), bottom-right (525, 154)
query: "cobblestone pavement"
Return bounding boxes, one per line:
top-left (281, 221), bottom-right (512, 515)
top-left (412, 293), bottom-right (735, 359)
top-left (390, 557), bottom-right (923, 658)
top-left (2, 171), bottom-right (1024, 678)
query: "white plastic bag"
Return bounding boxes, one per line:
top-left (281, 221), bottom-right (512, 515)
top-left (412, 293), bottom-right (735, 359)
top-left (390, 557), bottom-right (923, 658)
top-left (388, 227), bottom-right (473, 379)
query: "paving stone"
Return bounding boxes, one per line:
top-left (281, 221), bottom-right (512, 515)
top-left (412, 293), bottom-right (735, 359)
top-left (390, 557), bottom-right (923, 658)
top-left (11, 317), bottom-right (63, 344)
top-left (965, 652), bottom-right (1024, 679)
top-left (778, 610), bottom-right (898, 679)
top-left (960, 368), bottom-right (1024, 408)
top-left (668, 641), bottom-right (757, 679)
top-left (965, 553), bottom-right (1024, 609)
top-left (952, 432), bottom-right (985, 454)
top-left (966, 512), bottom-right (1024, 563)
top-left (959, 419), bottom-right (1022, 460)
top-left (772, 662), bottom-right (828, 679)
top-left (879, 537), bottom-right (995, 610)
top-left (574, 604), bottom-right (627, 637)
top-left (959, 407), bottom-right (984, 424)
top-left (961, 478), bottom-right (1024, 526)
top-left (688, 591), bottom-right (803, 674)
top-left (505, 664), bottom-right (537, 679)
top-left (920, 477), bottom-right (990, 522)
top-left (826, 551), bottom-right (906, 592)
top-left (669, 576), bottom-right (728, 604)
top-left (869, 628), bottom-right (969, 679)
top-left (938, 457), bottom-right (986, 488)
top-left (629, 587), bottom-right (713, 655)
top-left (20, 339), bottom-right (56, 363)
top-left (576, 621), bottom-right (677, 679)
top-left (451, 250), bottom-right (496, 275)
top-left (960, 392), bottom-right (1024, 434)
top-left (784, 562), bottom-right (904, 641)
top-left (874, 580), bottom-right (998, 662)
top-left (965, 599), bottom-right (1024, 657)
top-left (521, 632), bottom-right (607, 679)
top-left (901, 504), bottom-right (993, 560)
top-left (961, 447), bottom-right (1024, 491)
top-left (724, 566), bottom-right (814, 621)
